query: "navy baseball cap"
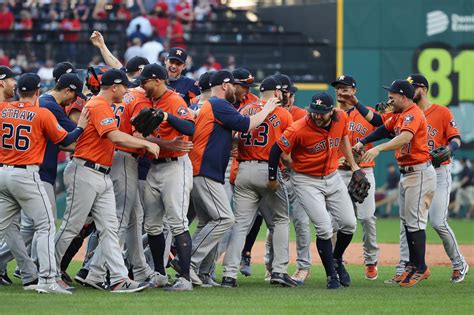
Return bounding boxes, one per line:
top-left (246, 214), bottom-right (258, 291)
top-left (407, 73), bottom-right (429, 90)
top-left (232, 68), bottom-right (257, 87)
top-left (209, 70), bottom-right (235, 87)
top-left (126, 56), bottom-right (150, 73)
top-left (308, 92), bottom-right (334, 114)
top-left (137, 63), bottom-right (168, 82)
top-left (382, 80), bottom-right (415, 99)
top-left (0, 66), bottom-right (18, 80)
top-left (167, 47), bottom-right (187, 64)
top-left (259, 76), bottom-right (282, 92)
top-left (53, 62), bottom-right (81, 81)
top-left (331, 75), bottom-right (356, 88)
top-left (17, 73), bottom-right (41, 92)
top-left (198, 71), bottom-right (215, 91)
top-left (273, 74), bottom-right (293, 92)
top-left (100, 69), bottom-right (133, 87)
top-left (57, 73), bottom-right (86, 99)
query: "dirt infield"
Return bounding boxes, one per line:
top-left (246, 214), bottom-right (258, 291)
top-left (74, 241), bottom-right (474, 266)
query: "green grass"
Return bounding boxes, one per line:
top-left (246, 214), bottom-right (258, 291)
top-left (1, 263), bottom-right (473, 314)
top-left (238, 218), bottom-right (474, 244)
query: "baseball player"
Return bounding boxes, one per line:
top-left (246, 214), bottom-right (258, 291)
top-left (137, 63), bottom-right (196, 291)
top-left (221, 76), bottom-right (297, 288)
top-left (165, 47), bottom-right (201, 106)
top-left (331, 75), bottom-right (380, 280)
top-left (269, 92), bottom-right (359, 289)
top-left (355, 79), bottom-right (436, 287)
top-left (54, 69), bottom-right (159, 293)
top-left (190, 71), bottom-right (215, 115)
top-left (189, 70), bottom-right (280, 287)
top-left (0, 73), bottom-right (89, 294)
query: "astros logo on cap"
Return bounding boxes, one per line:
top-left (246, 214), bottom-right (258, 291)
top-left (176, 50), bottom-right (183, 56)
top-left (315, 99), bottom-right (323, 105)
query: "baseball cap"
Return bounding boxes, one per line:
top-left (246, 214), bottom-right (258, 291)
top-left (407, 73), bottom-right (429, 90)
top-left (382, 80), bottom-right (415, 100)
top-left (0, 66), bottom-right (17, 80)
top-left (126, 56), bottom-right (150, 73)
top-left (167, 47), bottom-right (187, 64)
top-left (308, 92), bottom-right (334, 114)
top-left (100, 69), bottom-right (133, 87)
top-left (137, 63), bottom-right (168, 82)
top-left (259, 76), bottom-right (282, 92)
top-left (57, 73), bottom-right (86, 99)
top-left (232, 68), bottom-right (257, 87)
top-left (17, 73), bottom-right (41, 92)
top-left (53, 62), bottom-right (80, 81)
top-left (331, 75), bottom-right (357, 88)
top-left (209, 70), bottom-right (235, 87)
top-left (273, 74), bottom-right (292, 92)
top-left (198, 71), bottom-right (215, 91)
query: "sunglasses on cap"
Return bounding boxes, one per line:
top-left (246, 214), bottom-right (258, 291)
top-left (236, 76), bottom-right (254, 84)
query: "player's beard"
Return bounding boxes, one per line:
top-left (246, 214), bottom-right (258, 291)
top-left (311, 113), bottom-right (332, 127)
top-left (225, 88), bottom-right (236, 104)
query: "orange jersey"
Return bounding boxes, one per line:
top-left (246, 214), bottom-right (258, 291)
top-left (424, 103), bottom-right (460, 149)
top-left (0, 101), bottom-right (67, 165)
top-left (237, 92), bottom-right (260, 110)
top-left (65, 96), bottom-right (86, 116)
top-left (384, 103), bottom-right (431, 166)
top-left (151, 89), bottom-right (194, 158)
top-left (114, 88), bottom-right (152, 154)
top-left (238, 101), bottom-right (293, 161)
top-left (73, 95), bottom-right (118, 167)
top-left (277, 109), bottom-right (349, 177)
top-left (288, 105), bottom-right (306, 121)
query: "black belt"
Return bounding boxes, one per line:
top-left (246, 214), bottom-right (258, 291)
top-left (115, 149), bottom-right (139, 159)
top-left (338, 164), bottom-right (352, 171)
top-left (152, 157), bottom-right (178, 164)
top-left (83, 161), bottom-right (111, 175)
top-left (0, 164), bottom-right (27, 169)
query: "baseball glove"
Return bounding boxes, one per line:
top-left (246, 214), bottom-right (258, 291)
top-left (348, 169), bottom-right (371, 203)
top-left (375, 101), bottom-right (392, 114)
top-left (131, 108), bottom-right (165, 137)
top-left (430, 145), bottom-right (451, 168)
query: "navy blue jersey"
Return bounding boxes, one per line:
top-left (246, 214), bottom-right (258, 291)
top-left (168, 76), bottom-right (200, 106)
top-left (38, 94), bottom-right (77, 185)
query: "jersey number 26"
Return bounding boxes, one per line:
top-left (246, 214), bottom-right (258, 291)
top-left (1, 123), bottom-right (31, 151)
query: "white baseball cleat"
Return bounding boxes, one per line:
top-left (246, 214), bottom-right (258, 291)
top-left (164, 277), bottom-right (193, 291)
top-left (36, 282), bottom-right (73, 295)
top-left (110, 278), bottom-right (148, 293)
top-left (148, 272), bottom-right (169, 288)
top-left (451, 263), bottom-right (469, 283)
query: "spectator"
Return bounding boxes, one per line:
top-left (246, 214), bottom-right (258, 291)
top-left (17, 10), bottom-right (33, 41)
top-left (194, 61), bottom-right (216, 79)
top-left (375, 163), bottom-right (400, 217)
top-left (148, 7), bottom-right (169, 41)
top-left (116, 3), bottom-right (132, 21)
top-left (128, 23), bottom-right (148, 43)
top-left (175, 0), bottom-right (194, 30)
top-left (0, 49), bottom-right (10, 67)
top-left (127, 12), bottom-right (153, 39)
top-left (0, 4), bottom-right (14, 31)
top-left (75, 0), bottom-right (91, 21)
top-left (124, 37), bottom-right (144, 62)
top-left (453, 157), bottom-right (474, 218)
top-left (60, 11), bottom-right (82, 62)
top-left (183, 55), bottom-right (198, 78)
top-left (154, 0), bottom-right (169, 15)
top-left (88, 54), bottom-right (105, 67)
top-left (92, 0), bottom-right (109, 20)
top-left (167, 14), bottom-right (186, 48)
top-left (141, 38), bottom-right (164, 64)
top-left (36, 59), bottom-right (55, 82)
top-left (194, 0), bottom-right (211, 22)
top-left (206, 54), bottom-right (222, 70)
top-left (226, 55), bottom-right (236, 71)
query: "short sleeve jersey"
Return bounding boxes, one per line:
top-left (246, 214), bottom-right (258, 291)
top-left (384, 103), bottom-right (431, 166)
top-left (73, 95), bottom-right (118, 167)
top-left (277, 109), bottom-right (348, 177)
top-left (0, 101), bottom-right (67, 165)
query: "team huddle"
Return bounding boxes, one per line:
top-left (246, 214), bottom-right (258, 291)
top-left (0, 31), bottom-right (469, 294)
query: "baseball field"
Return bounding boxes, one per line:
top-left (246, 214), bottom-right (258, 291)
top-left (1, 218), bottom-right (473, 315)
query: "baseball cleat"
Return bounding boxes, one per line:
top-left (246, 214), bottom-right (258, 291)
top-left (327, 274), bottom-right (341, 289)
top-left (110, 279), bottom-right (148, 293)
top-left (83, 278), bottom-right (110, 291)
top-left (36, 282), bottom-right (73, 295)
top-left (164, 277), bottom-right (193, 291)
top-left (199, 274), bottom-right (221, 287)
top-left (365, 263), bottom-right (378, 280)
top-left (23, 278), bottom-right (39, 291)
top-left (270, 272), bottom-right (299, 288)
top-left (400, 267), bottom-right (430, 287)
top-left (240, 255), bottom-right (252, 277)
top-left (384, 273), bottom-right (405, 284)
top-left (74, 268), bottom-right (89, 286)
top-left (0, 270), bottom-right (12, 286)
top-left (148, 272), bottom-right (168, 288)
top-left (189, 269), bottom-right (203, 286)
top-left (221, 276), bottom-right (238, 288)
top-left (451, 263), bottom-right (469, 283)
top-left (334, 259), bottom-right (351, 287)
top-left (291, 269), bottom-right (310, 285)
top-left (13, 267), bottom-right (21, 279)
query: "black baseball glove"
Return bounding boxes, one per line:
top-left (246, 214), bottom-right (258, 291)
top-left (131, 108), bottom-right (165, 137)
top-left (348, 169), bottom-right (371, 203)
top-left (375, 101), bottom-right (392, 114)
top-left (430, 145), bottom-right (451, 168)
